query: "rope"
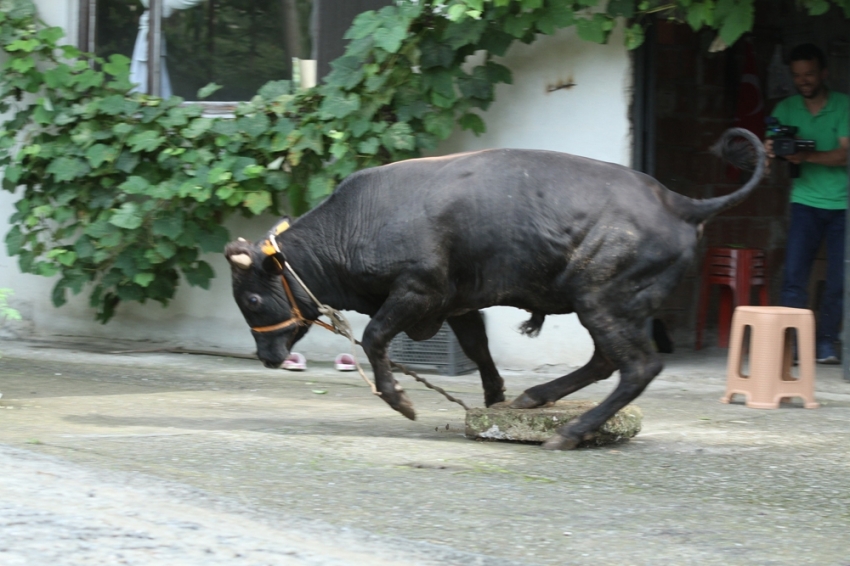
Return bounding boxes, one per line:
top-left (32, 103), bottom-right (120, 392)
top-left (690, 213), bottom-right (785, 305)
top-left (283, 261), bottom-right (471, 411)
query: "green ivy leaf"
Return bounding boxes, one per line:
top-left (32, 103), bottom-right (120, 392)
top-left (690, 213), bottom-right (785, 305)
top-left (6, 38), bottom-right (40, 52)
top-left (237, 113), bottom-right (270, 138)
top-left (805, 0), bottom-right (830, 15)
top-left (319, 91), bottom-right (361, 119)
top-left (118, 176), bottom-right (150, 194)
top-left (326, 56), bottom-right (365, 90)
top-left (102, 54), bottom-right (130, 77)
top-left (424, 111), bottom-right (455, 139)
top-left (152, 212), bottom-right (184, 240)
top-left (37, 26), bottom-right (65, 44)
top-left (422, 68), bottom-right (456, 101)
top-left (127, 130), bottom-right (165, 153)
top-left (197, 225), bottom-right (230, 253)
top-left (46, 157), bottom-right (90, 182)
top-left (718, 0), bottom-right (754, 46)
top-left (381, 122), bottom-right (415, 151)
top-left (74, 236), bottom-right (96, 259)
top-left (4, 225), bottom-right (23, 255)
top-left (607, 0), bottom-right (636, 17)
top-left (576, 15), bottom-right (610, 44)
top-left (85, 143), bottom-right (119, 168)
top-left (346, 10), bottom-right (382, 40)
top-left (419, 36), bottom-right (456, 69)
top-left (257, 80), bottom-right (293, 100)
top-left (182, 117), bottom-right (214, 139)
top-left (52, 282), bottom-right (68, 308)
top-left (184, 260), bottom-right (214, 289)
top-left (57, 250), bottom-right (77, 267)
top-left (625, 23), bottom-right (646, 50)
top-left (243, 192), bottom-right (272, 215)
top-left (459, 113), bottom-right (486, 135)
top-left (109, 202), bottom-right (143, 230)
top-left (197, 83), bottom-right (223, 99)
top-left (133, 272), bottom-right (156, 287)
top-left (97, 94), bottom-right (134, 115)
top-left (307, 175), bottom-right (335, 205)
top-left (357, 137), bottom-right (380, 155)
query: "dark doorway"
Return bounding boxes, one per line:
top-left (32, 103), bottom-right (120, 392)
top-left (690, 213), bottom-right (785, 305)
top-left (634, 0), bottom-right (850, 349)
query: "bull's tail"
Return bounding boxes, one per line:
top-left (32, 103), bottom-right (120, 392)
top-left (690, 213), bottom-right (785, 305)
top-left (673, 127), bottom-right (766, 225)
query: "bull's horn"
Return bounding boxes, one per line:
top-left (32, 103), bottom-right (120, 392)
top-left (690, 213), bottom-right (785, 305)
top-left (229, 253), bottom-right (252, 269)
top-left (237, 237), bottom-right (247, 242)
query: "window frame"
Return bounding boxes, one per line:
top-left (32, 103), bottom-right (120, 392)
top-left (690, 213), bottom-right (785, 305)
top-left (77, 0), bottom-right (290, 114)
top-left (77, 1), bottom-right (387, 112)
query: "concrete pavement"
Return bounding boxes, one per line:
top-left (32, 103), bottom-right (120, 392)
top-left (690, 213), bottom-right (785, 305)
top-left (1, 337), bottom-right (849, 565)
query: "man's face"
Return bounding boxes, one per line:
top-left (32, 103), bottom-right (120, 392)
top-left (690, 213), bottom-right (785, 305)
top-left (790, 58), bottom-right (827, 99)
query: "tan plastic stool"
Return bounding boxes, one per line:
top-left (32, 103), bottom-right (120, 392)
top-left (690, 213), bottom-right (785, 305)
top-left (721, 306), bottom-right (819, 409)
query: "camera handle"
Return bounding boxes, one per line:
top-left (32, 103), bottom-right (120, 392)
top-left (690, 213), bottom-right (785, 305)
top-left (777, 156), bottom-right (801, 179)
top-left (789, 162), bottom-right (801, 178)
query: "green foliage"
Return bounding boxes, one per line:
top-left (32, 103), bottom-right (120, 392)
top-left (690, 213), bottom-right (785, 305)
top-left (0, 288), bottom-right (21, 323)
top-left (2, 0), bottom-right (847, 322)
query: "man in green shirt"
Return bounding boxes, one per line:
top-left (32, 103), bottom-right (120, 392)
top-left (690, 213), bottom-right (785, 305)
top-left (766, 43), bottom-right (849, 364)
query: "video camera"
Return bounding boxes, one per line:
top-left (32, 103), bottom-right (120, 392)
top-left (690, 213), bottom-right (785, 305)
top-left (765, 117), bottom-right (815, 178)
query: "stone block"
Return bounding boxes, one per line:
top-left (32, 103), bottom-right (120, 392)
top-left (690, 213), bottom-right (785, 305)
top-left (465, 400), bottom-right (642, 447)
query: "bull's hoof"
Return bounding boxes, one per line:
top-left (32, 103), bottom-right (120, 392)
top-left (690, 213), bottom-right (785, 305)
top-left (509, 391), bottom-right (547, 409)
top-left (484, 392), bottom-right (506, 407)
top-left (541, 432), bottom-right (580, 451)
top-left (387, 390), bottom-right (417, 421)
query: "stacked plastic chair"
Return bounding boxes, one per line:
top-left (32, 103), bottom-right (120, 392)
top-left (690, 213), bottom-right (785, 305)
top-left (695, 247), bottom-right (768, 349)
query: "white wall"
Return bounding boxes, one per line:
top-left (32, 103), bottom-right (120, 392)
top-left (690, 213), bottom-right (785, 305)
top-left (438, 26), bottom-right (633, 371)
top-left (1, 4), bottom-right (633, 371)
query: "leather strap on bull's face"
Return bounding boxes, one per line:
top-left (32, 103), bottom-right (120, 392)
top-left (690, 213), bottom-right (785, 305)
top-left (251, 219), bottom-right (303, 334)
top-left (250, 220), bottom-right (335, 335)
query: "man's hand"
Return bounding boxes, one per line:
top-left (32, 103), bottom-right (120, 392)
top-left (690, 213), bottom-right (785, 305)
top-left (784, 151), bottom-right (809, 165)
top-left (764, 139), bottom-right (775, 159)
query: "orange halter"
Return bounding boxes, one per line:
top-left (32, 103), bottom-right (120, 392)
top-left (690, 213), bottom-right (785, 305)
top-left (250, 224), bottom-right (334, 334)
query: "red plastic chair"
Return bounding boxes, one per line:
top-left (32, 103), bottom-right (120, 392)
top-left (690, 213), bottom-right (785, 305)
top-left (695, 247), bottom-right (769, 349)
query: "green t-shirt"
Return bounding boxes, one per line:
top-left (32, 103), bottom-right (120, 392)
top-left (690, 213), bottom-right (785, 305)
top-left (771, 90), bottom-right (849, 210)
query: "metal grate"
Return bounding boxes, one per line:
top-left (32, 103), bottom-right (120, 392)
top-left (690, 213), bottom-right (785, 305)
top-left (389, 322), bottom-right (478, 376)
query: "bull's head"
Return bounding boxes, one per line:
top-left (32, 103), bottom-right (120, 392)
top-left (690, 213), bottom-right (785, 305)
top-left (225, 218), bottom-right (313, 368)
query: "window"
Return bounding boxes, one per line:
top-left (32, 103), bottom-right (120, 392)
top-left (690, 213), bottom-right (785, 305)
top-left (79, 0), bottom-right (392, 104)
top-left (81, 0), bottom-right (314, 101)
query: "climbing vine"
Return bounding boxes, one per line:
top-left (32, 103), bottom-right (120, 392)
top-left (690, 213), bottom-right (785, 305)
top-left (1, 0), bottom-right (848, 321)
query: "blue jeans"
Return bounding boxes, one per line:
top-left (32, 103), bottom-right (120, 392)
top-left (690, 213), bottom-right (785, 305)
top-left (780, 203), bottom-right (845, 345)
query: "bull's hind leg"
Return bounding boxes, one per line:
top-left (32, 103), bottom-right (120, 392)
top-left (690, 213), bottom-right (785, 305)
top-left (510, 350), bottom-right (615, 409)
top-left (447, 311), bottom-right (505, 406)
top-left (543, 312), bottom-right (662, 450)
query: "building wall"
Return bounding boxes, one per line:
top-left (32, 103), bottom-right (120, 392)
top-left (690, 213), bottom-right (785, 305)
top-left (1, 2), bottom-right (633, 371)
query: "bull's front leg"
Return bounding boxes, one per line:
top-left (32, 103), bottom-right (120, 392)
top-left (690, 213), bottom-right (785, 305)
top-left (360, 297), bottom-right (426, 420)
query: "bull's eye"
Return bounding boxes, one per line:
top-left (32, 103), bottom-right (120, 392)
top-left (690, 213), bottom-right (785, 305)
top-left (246, 294), bottom-right (261, 308)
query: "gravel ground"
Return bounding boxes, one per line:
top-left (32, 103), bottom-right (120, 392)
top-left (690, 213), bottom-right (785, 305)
top-left (1, 337), bottom-right (849, 565)
top-left (0, 444), bottom-right (517, 566)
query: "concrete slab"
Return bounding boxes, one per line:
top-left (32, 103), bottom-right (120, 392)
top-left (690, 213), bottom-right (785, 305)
top-left (465, 401), bottom-right (642, 445)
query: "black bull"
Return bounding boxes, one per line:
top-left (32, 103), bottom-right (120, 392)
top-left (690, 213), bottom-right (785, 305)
top-left (226, 128), bottom-right (764, 450)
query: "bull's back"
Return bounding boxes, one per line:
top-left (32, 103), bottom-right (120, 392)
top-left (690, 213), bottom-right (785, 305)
top-left (313, 148), bottom-right (695, 305)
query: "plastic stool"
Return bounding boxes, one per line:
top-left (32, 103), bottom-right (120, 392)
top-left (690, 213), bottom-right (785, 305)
top-left (721, 306), bottom-right (819, 409)
top-left (695, 247), bottom-right (768, 349)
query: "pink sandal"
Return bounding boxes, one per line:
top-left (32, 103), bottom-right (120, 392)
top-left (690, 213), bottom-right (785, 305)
top-left (283, 352), bottom-right (307, 371)
top-left (334, 353), bottom-right (356, 372)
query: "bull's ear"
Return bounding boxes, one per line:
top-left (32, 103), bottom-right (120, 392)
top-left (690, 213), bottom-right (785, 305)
top-left (261, 252), bottom-right (284, 274)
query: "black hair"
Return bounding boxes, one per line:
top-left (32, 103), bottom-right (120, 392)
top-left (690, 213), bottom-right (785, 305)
top-left (788, 43), bottom-right (827, 69)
